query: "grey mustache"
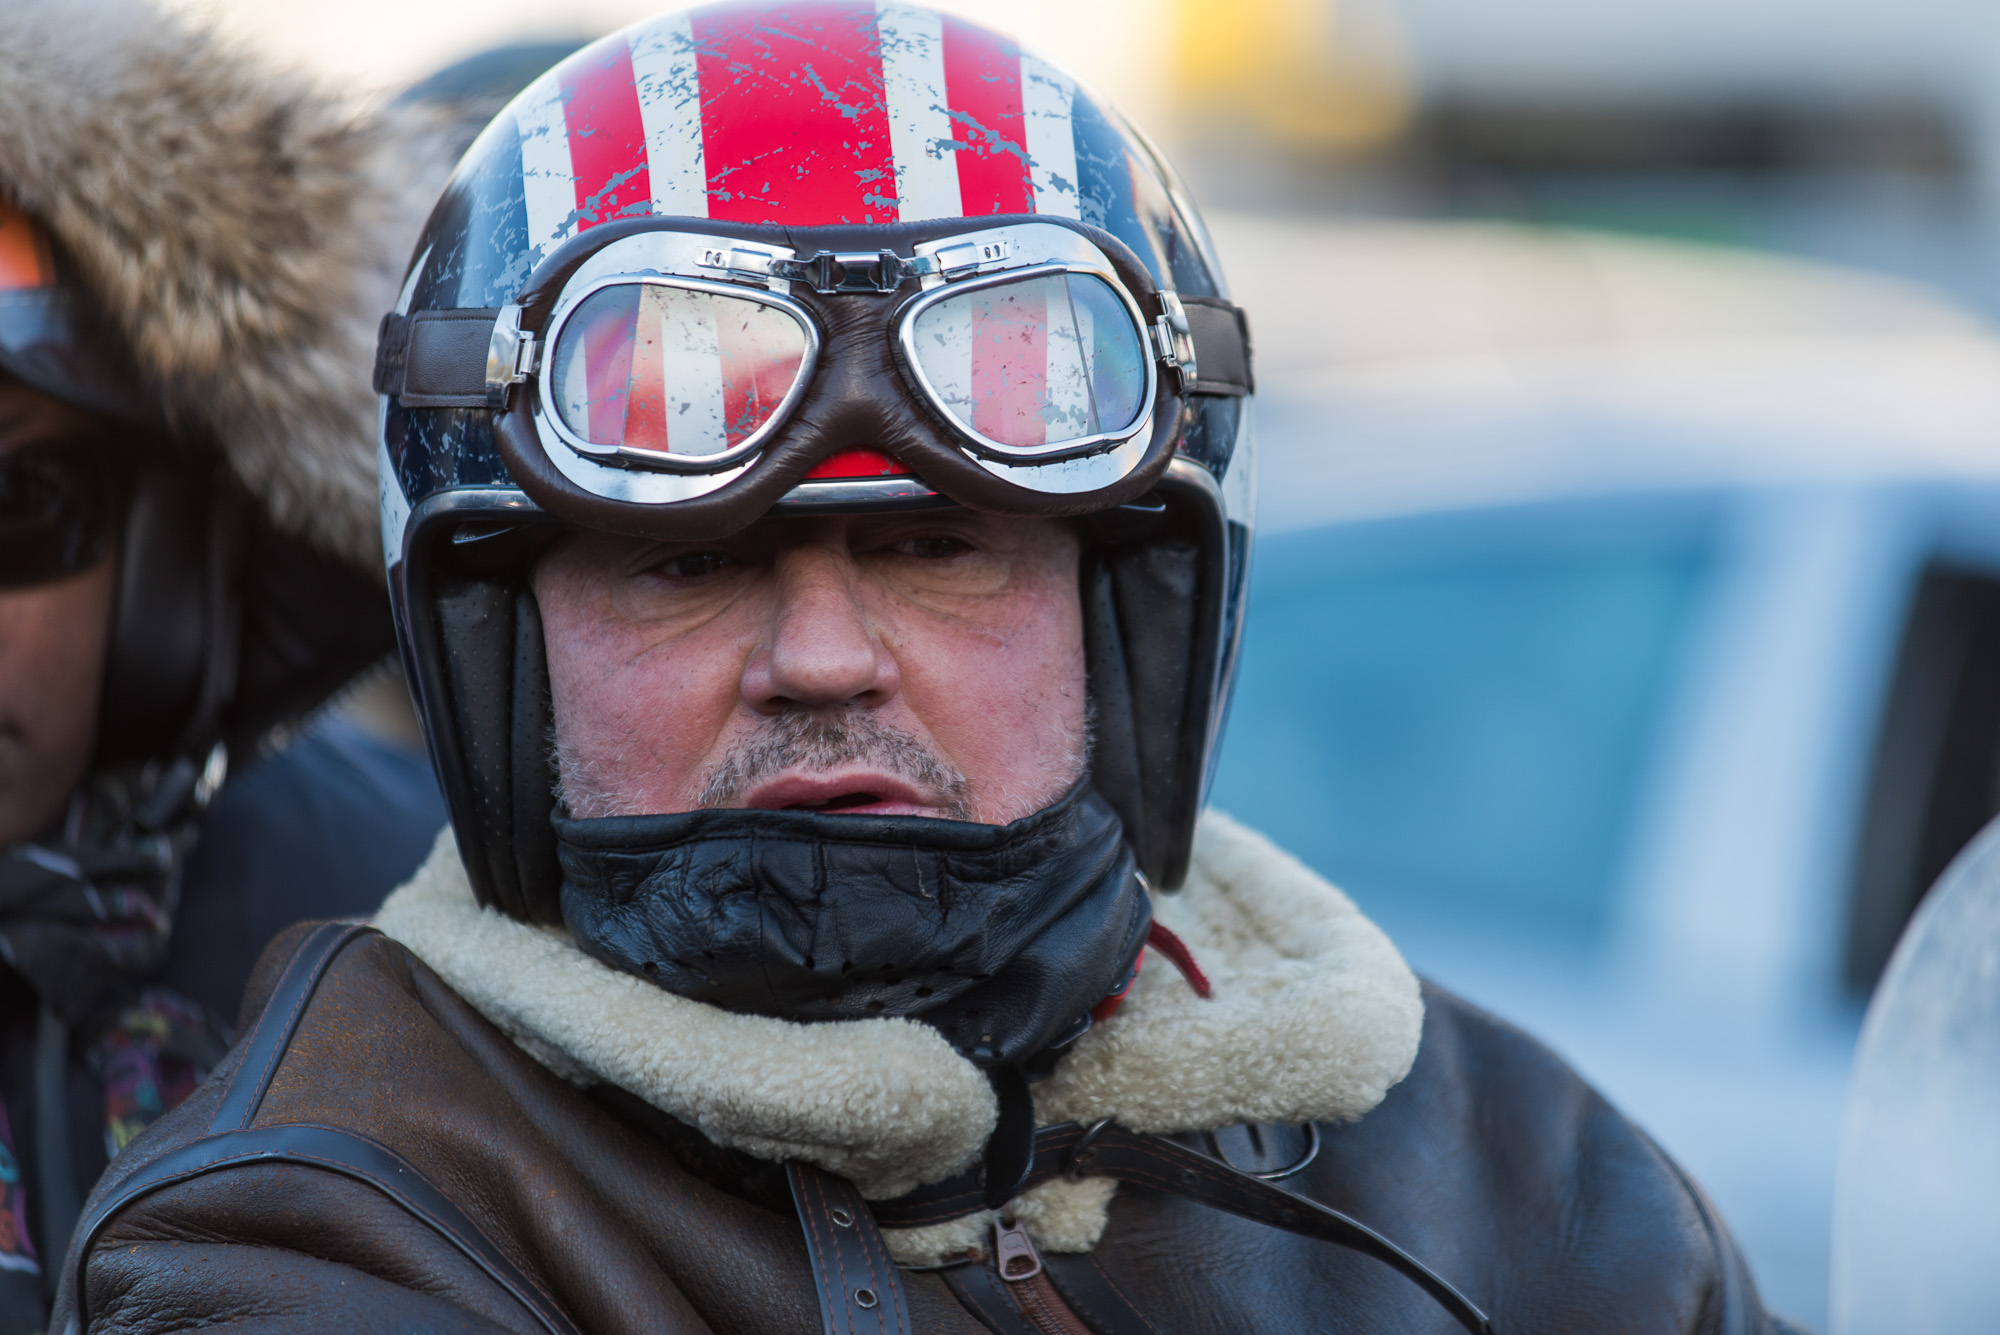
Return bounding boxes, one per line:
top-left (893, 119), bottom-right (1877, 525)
top-left (695, 708), bottom-right (973, 820)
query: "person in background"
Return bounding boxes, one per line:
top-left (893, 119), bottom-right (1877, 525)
top-left (0, 1), bottom-right (448, 1328)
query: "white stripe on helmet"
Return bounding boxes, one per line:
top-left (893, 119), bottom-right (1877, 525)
top-left (877, 3), bottom-right (963, 222)
top-left (1022, 55), bottom-right (1080, 220)
top-left (630, 15), bottom-right (709, 219)
top-left (516, 77), bottom-right (579, 256)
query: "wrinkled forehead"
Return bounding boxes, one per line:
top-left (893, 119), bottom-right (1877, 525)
top-left (410, 1), bottom-right (1220, 311)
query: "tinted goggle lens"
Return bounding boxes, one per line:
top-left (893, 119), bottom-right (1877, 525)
top-left (548, 283), bottom-right (813, 459)
top-left (906, 270), bottom-right (1150, 453)
top-left (0, 449), bottom-right (110, 588)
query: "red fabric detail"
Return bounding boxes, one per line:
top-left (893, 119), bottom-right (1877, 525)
top-left (1146, 921), bottom-right (1211, 998)
top-left (1089, 951), bottom-right (1141, 1023)
top-left (560, 38), bottom-right (652, 230)
top-left (939, 16), bottom-right (1033, 215)
top-left (803, 449), bottom-right (906, 479)
top-left (692, 3), bottom-right (899, 224)
top-left (0, 203), bottom-right (54, 292)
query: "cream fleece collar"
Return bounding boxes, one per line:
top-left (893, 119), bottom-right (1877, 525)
top-left (374, 811), bottom-right (1423, 1263)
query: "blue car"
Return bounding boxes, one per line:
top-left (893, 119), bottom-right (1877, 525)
top-left (1205, 212), bottom-right (2000, 1328)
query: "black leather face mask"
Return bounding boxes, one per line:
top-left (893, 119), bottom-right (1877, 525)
top-left (553, 784), bottom-right (1152, 1071)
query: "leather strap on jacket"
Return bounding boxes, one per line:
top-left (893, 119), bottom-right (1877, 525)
top-left (58, 922), bottom-right (584, 1335)
top-left (875, 1120), bottom-right (1497, 1335)
top-left (787, 1162), bottom-right (913, 1335)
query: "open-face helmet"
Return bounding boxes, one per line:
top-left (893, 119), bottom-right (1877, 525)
top-left (378, 1), bottom-right (1256, 926)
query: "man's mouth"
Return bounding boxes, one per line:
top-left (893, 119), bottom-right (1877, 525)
top-left (790, 792), bottom-right (887, 812)
top-left (739, 771), bottom-right (946, 818)
top-left (681, 711), bottom-right (978, 821)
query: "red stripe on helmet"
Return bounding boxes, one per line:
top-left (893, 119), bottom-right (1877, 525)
top-left (940, 16), bottom-right (1033, 216)
top-left (560, 38), bottom-right (653, 230)
top-left (804, 449), bottom-right (906, 479)
top-left (692, 3), bottom-right (899, 225)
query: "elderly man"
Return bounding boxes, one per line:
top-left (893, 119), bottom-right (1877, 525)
top-left (56, 6), bottom-right (1796, 1333)
top-left (0, 3), bottom-right (446, 1327)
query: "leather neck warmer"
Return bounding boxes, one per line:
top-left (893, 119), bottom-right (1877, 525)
top-left (553, 785), bottom-right (1152, 1072)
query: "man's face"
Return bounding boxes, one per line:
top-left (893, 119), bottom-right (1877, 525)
top-left (535, 511), bottom-right (1089, 826)
top-left (0, 381), bottom-right (119, 844)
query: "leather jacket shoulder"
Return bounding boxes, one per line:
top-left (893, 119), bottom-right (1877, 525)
top-left (49, 922), bottom-right (1792, 1335)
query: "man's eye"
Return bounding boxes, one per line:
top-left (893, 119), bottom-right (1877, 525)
top-left (660, 551), bottom-right (732, 578)
top-left (899, 535), bottom-right (970, 559)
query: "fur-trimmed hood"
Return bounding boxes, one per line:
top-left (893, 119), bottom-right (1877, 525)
top-left (0, 0), bottom-right (449, 569)
top-left (375, 810), bottom-right (1425, 1266)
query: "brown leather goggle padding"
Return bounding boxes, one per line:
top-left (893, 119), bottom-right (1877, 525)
top-left (493, 215), bottom-right (1190, 543)
top-left (496, 379), bottom-right (1184, 543)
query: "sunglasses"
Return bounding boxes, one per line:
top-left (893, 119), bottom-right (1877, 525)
top-left (378, 217), bottom-right (1250, 539)
top-left (0, 445), bottom-right (112, 589)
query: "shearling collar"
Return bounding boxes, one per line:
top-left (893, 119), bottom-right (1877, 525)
top-left (374, 811), bottom-right (1423, 1264)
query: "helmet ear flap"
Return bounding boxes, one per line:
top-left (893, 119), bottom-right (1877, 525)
top-left (431, 577), bottom-right (562, 921)
top-left (1082, 502), bottom-right (1228, 890)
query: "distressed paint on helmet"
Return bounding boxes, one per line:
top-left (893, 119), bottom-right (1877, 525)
top-left (387, 0), bottom-right (1236, 516)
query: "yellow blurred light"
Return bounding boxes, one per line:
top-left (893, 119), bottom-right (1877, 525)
top-left (1172, 0), bottom-right (1411, 151)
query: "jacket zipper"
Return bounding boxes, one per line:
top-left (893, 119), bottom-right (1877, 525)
top-left (992, 1213), bottom-right (1095, 1335)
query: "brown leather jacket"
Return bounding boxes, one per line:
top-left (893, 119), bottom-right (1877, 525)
top-left (49, 916), bottom-right (1791, 1335)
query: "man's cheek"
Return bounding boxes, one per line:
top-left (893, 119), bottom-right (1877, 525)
top-left (590, 640), bottom-right (744, 773)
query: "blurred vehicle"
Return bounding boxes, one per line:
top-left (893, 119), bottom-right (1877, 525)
top-left (1202, 211), bottom-right (2000, 1329)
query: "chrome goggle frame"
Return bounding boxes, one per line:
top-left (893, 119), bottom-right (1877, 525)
top-left (535, 269), bottom-right (822, 476)
top-left (892, 240), bottom-right (1161, 465)
top-left (506, 219), bottom-right (1191, 508)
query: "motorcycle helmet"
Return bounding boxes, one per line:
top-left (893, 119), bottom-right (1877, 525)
top-left (378, 0), bottom-right (1257, 926)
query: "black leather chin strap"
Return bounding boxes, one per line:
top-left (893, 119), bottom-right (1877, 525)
top-left (793, 1121), bottom-right (1497, 1335)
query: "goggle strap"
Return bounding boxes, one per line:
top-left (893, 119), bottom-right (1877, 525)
top-left (1178, 298), bottom-right (1254, 397)
top-left (376, 308), bottom-right (510, 409)
top-left (379, 297), bottom-right (1252, 412)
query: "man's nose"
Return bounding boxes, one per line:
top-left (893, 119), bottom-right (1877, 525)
top-left (740, 542), bottom-right (899, 713)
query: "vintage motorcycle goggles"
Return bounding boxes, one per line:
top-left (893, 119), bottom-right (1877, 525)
top-left (0, 445), bottom-right (114, 588)
top-left (377, 218), bottom-right (1250, 529)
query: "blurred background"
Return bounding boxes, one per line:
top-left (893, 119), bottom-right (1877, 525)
top-left (173, 0), bottom-right (2000, 1325)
